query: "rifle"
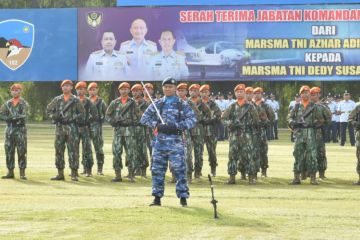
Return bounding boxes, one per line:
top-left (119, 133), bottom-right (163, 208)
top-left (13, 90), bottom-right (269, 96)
top-left (114, 100), bottom-right (134, 127)
top-left (208, 174), bottom-right (218, 219)
top-left (291, 103), bottom-right (316, 130)
top-left (5, 101), bottom-right (25, 129)
top-left (229, 104), bottom-right (251, 132)
top-left (53, 98), bottom-right (75, 125)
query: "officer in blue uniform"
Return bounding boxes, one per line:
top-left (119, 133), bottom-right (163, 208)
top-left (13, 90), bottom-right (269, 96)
top-left (140, 77), bottom-right (196, 207)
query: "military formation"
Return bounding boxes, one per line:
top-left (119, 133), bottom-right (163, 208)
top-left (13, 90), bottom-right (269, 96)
top-left (2, 79), bottom-right (360, 206)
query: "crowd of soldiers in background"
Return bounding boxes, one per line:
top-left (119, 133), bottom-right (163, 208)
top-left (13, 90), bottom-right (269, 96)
top-left (1, 81), bottom-right (360, 186)
top-left (155, 89), bottom-right (280, 143)
top-left (286, 85), bottom-right (360, 185)
top-left (288, 91), bottom-right (359, 146)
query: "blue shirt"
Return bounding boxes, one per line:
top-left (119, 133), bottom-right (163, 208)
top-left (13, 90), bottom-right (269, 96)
top-left (337, 100), bottom-right (356, 122)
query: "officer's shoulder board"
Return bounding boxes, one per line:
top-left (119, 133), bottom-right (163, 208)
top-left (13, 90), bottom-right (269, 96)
top-left (176, 51), bottom-right (185, 56)
top-left (147, 40), bottom-right (156, 46)
top-left (91, 50), bottom-right (103, 55)
top-left (120, 40), bottom-right (131, 46)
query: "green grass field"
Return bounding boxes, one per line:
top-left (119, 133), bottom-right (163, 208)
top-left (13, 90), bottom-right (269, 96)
top-left (0, 123), bottom-right (359, 240)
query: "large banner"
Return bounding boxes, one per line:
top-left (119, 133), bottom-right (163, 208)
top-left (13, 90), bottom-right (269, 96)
top-left (0, 9), bottom-right (77, 81)
top-left (78, 5), bottom-right (360, 81)
top-left (117, 0), bottom-right (360, 6)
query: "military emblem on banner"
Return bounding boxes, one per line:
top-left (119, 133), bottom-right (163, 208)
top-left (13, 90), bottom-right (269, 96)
top-left (87, 12), bottom-right (103, 28)
top-left (0, 19), bottom-right (34, 71)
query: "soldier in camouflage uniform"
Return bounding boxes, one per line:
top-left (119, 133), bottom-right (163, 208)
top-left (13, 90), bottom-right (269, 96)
top-left (199, 84), bottom-right (221, 177)
top-left (106, 82), bottom-right (141, 182)
top-left (348, 104), bottom-right (360, 185)
top-left (222, 84), bottom-right (260, 185)
top-left (244, 87), bottom-right (256, 180)
top-left (75, 81), bottom-right (98, 177)
top-left (88, 82), bottom-right (107, 175)
top-left (143, 83), bottom-right (155, 158)
top-left (131, 83), bottom-right (149, 178)
top-left (253, 87), bottom-right (275, 177)
top-left (46, 80), bottom-right (85, 181)
top-left (140, 77), bottom-right (196, 207)
top-left (0, 84), bottom-right (29, 180)
top-left (310, 87), bottom-right (332, 180)
top-left (287, 85), bottom-right (324, 185)
top-left (188, 84), bottom-right (211, 178)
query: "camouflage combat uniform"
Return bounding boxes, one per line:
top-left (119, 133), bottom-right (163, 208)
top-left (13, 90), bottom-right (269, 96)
top-left (0, 98), bottom-right (29, 178)
top-left (106, 97), bottom-right (141, 182)
top-left (134, 97), bottom-right (149, 177)
top-left (144, 96), bottom-right (154, 158)
top-left (348, 105), bottom-right (360, 183)
top-left (287, 101), bottom-right (324, 184)
top-left (202, 99), bottom-right (221, 176)
top-left (46, 94), bottom-right (85, 178)
top-left (222, 101), bottom-right (259, 184)
top-left (188, 97), bottom-right (211, 178)
top-left (315, 102), bottom-right (332, 179)
top-left (78, 97), bottom-right (98, 176)
top-left (90, 96), bottom-right (107, 173)
top-left (254, 100), bottom-right (275, 177)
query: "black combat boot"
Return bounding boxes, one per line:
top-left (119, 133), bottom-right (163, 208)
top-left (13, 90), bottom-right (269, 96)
top-left (261, 168), bottom-right (267, 177)
top-left (289, 173), bottom-right (301, 185)
top-left (310, 174), bottom-right (319, 185)
top-left (180, 197), bottom-right (188, 207)
top-left (240, 171), bottom-right (247, 180)
top-left (211, 166), bottom-right (216, 177)
top-left (19, 168), bottom-right (27, 180)
top-left (2, 169), bottom-right (14, 179)
top-left (128, 169), bottom-right (135, 183)
top-left (111, 170), bottom-right (122, 182)
top-left (318, 170), bottom-right (326, 180)
top-left (86, 167), bottom-right (92, 177)
top-left (71, 169), bottom-right (78, 181)
top-left (51, 169), bottom-right (65, 181)
top-left (248, 175), bottom-right (257, 185)
top-left (227, 175), bottom-right (236, 184)
top-left (97, 164), bottom-right (104, 175)
top-left (149, 196), bottom-right (161, 206)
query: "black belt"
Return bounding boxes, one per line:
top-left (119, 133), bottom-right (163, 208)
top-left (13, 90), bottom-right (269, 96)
top-left (158, 129), bottom-right (183, 135)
